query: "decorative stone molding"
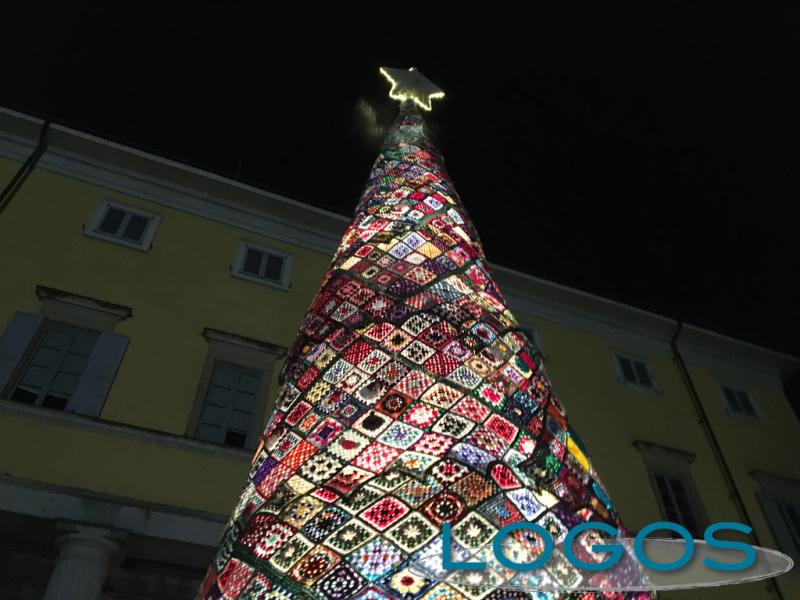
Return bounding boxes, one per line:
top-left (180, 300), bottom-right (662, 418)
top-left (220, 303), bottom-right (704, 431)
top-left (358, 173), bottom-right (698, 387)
top-left (36, 285), bottom-right (132, 331)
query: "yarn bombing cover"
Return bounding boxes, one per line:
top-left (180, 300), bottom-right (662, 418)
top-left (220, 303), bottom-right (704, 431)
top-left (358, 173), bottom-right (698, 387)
top-left (200, 92), bottom-right (652, 599)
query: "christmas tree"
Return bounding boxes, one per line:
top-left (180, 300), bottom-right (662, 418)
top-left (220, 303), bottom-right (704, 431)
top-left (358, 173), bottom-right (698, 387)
top-left (201, 68), bottom-right (650, 599)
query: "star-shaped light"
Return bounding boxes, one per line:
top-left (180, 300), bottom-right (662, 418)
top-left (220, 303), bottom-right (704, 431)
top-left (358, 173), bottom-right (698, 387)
top-left (379, 67), bottom-right (445, 111)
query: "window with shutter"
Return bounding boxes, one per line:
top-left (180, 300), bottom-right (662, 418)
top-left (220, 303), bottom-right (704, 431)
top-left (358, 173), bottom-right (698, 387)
top-left (9, 321), bottom-right (99, 411)
top-left (0, 289), bottom-right (131, 417)
top-left (0, 312), bottom-right (44, 397)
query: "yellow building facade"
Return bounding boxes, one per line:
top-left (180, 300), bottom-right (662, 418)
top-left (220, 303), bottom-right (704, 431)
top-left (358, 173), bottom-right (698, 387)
top-left (0, 106), bottom-right (797, 599)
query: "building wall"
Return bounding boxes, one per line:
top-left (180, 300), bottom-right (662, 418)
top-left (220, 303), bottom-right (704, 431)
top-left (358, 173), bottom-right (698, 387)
top-left (0, 159), bottom-right (335, 517)
top-left (512, 311), bottom-right (800, 599)
top-left (1, 139), bottom-right (798, 599)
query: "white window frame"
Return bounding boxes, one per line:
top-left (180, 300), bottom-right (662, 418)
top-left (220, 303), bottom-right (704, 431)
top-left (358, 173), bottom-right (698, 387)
top-left (231, 241), bottom-right (292, 290)
top-left (84, 199), bottom-right (161, 251)
top-left (717, 382), bottom-right (761, 420)
top-left (612, 351), bottom-right (657, 391)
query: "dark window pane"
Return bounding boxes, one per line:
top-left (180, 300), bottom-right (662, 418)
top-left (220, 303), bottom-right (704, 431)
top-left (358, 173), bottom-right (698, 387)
top-left (237, 373), bottom-right (262, 395)
top-left (20, 364), bottom-right (53, 388)
top-left (210, 362), bottom-right (237, 389)
top-left (724, 388), bottom-right (742, 413)
top-left (42, 394), bottom-right (68, 410)
top-left (200, 404), bottom-right (227, 426)
top-left (785, 505), bottom-right (800, 533)
top-left (782, 505), bottom-right (800, 550)
top-left (619, 357), bottom-right (636, 382)
top-left (98, 208), bottom-right (126, 234)
top-left (672, 488), bottom-right (693, 517)
top-left (664, 508), bottom-right (681, 527)
top-left (242, 248), bottom-right (263, 275)
top-left (682, 514), bottom-right (700, 538)
top-left (634, 361), bottom-right (652, 387)
top-left (70, 332), bottom-right (98, 356)
top-left (50, 372), bottom-right (80, 397)
top-left (738, 391), bottom-right (757, 417)
top-left (12, 386), bottom-right (38, 404)
top-left (669, 477), bottom-right (687, 496)
top-left (667, 476), bottom-right (701, 537)
top-left (195, 423), bottom-right (222, 444)
top-left (224, 430), bottom-right (247, 447)
top-left (776, 504), bottom-right (796, 553)
top-left (60, 354), bottom-right (88, 375)
top-left (42, 327), bottom-right (72, 351)
top-left (655, 474), bottom-right (675, 511)
top-left (121, 214), bottom-right (149, 242)
top-left (263, 254), bottom-right (284, 281)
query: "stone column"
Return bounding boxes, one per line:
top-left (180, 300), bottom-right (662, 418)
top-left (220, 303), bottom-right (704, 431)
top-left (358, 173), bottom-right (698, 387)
top-left (44, 526), bottom-right (122, 600)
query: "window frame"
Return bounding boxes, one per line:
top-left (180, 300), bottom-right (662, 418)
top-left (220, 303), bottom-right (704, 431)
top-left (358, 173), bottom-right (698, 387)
top-left (751, 470), bottom-right (800, 563)
top-left (187, 328), bottom-right (286, 451)
top-left (231, 241), bottom-right (292, 290)
top-left (612, 351), bottom-right (657, 391)
top-left (633, 440), bottom-right (708, 538)
top-left (84, 199), bottom-right (161, 251)
top-left (717, 382), bottom-right (761, 420)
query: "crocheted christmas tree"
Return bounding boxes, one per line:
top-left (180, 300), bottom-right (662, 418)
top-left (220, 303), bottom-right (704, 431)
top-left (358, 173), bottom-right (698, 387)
top-left (201, 68), bottom-right (649, 600)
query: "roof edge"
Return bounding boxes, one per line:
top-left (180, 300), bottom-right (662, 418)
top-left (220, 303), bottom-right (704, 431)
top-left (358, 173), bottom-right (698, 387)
top-left (2, 106), bottom-right (797, 377)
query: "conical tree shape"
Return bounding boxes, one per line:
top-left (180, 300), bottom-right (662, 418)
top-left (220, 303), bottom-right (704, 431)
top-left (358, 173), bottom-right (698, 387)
top-left (201, 104), bottom-right (649, 599)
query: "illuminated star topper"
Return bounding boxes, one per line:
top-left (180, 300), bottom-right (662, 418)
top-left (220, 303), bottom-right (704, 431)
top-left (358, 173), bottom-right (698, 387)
top-left (379, 66), bottom-right (445, 111)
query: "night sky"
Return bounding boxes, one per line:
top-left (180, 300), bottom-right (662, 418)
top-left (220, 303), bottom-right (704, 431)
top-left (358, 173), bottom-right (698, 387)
top-left (2, 5), bottom-right (798, 399)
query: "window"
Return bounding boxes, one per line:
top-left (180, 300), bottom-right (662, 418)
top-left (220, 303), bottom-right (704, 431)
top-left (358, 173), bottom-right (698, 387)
top-left (634, 440), bottom-right (707, 538)
top-left (652, 471), bottom-right (702, 537)
top-left (752, 470), bottom-right (800, 562)
top-left (773, 500), bottom-right (800, 558)
top-left (195, 361), bottom-right (263, 448)
top-left (10, 321), bottom-right (98, 410)
top-left (0, 287), bottom-right (131, 417)
top-left (232, 242), bottom-right (291, 289)
top-left (614, 353), bottom-right (655, 389)
top-left (720, 384), bottom-right (758, 418)
top-left (85, 200), bottom-right (160, 250)
top-left (188, 328), bottom-right (286, 450)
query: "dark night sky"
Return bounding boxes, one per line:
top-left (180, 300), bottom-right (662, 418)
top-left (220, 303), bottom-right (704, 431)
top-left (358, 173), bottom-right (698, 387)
top-left (2, 6), bottom-right (799, 383)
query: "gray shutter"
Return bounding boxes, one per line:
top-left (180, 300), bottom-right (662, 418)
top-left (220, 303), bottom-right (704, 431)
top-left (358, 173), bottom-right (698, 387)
top-left (69, 331), bottom-right (129, 417)
top-left (0, 312), bottom-right (44, 396)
